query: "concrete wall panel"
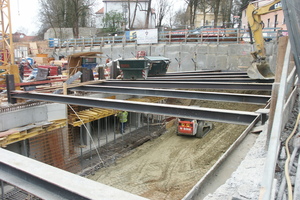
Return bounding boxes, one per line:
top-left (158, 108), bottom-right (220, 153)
top-left (196, 54), bottom-right (206, 70)
top-left (217, 45), bottom-right (229, 55)
top-left (0, 106), bottom-right (48, 131)
top-left (46, 103), bottom-right (67, 121)
top-left (216, 55), bottom-right (229, 70)
top-left (228, 55), bottom-right (240, 69)
top-left (123, 45), bottom-right (137, 58)
top-left (196, 44), bottom-right (208, 54)
top-left (181, 52), bottom-right (195, 71)
top-left (208, 45), bottom-right (218, 54)
top-left (206, 54), bottom-right (217, 69)
top-left (151, 44), bottom-right (166, 56)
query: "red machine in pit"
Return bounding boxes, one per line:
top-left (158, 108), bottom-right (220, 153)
top-left (177, 118), bottom-right (213, 138)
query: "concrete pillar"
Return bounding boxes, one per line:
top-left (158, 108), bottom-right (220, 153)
top-left (61, 127), bottom-right (70, 158)
top-left (85, 122), bottom-right (92, 147)
top-left (130, 113), bottom-right (142, 129)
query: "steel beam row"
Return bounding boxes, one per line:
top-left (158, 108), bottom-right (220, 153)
top-left (12, 92), bottom-right (259, 125)
top-left (70, 85), bottom-right (271, 105)
top-left (101, 81), bottom-right (273, 91)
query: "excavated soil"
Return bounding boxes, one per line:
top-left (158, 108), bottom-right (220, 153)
top-left (88, 94), bottom-right (263, 200)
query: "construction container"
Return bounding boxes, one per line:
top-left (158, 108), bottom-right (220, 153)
top-left (118, 59), bottom-right (150, 80)
top-left (82, 57), bottom-right (97, 69)
top-left (38, 65), bottom-right (62, 76)
top-left (118, 56), bottom-right (170, 80)
top-left (146, 56), bottom-right (170, 76)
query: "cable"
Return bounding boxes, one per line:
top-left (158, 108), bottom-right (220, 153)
top-left (68, 104), bottom-right (104, 166)
top-left (283, 113), bottom-right (300, 200)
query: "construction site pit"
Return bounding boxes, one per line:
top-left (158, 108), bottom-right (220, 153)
top-left (82, 90), bottom-right (269, 200)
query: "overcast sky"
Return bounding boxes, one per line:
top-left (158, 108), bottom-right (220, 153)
top-left (10, 0), bottom-right (40, 35)
top-left (9, 0), bottom-right (185, 35)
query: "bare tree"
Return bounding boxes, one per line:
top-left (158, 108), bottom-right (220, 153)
top-left (173, 8), bottom-right (189, 27)
top-left (220, 0), bottom-right (233, 27)
top-left (39, 0), bottom-right (64, 38)
top-left (39, 0), bottom-right (95, 38)
top-left (145, 0), bottom-right (152, 28)
top-left (212, 0), bottom-right (221, 27)
top-left (156, 0), bottom-right (171, 27)
top-left (130, 0), bottom-right (139, 29)
top-left (127, 0), bottom-right (131, 29)
top-left (185, 0), bottom-right (199, 28)
top-left (198, 0), bottom-right (213, 26)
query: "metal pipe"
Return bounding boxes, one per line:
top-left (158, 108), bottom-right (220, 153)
top-left (114, 115), bottom-right (116, 143)
top-left (105, 117), bottom-right (108, 144)
top-left (89, 127), bottom-right (92, 166)
top-left (129, 112), bottom-right (132, 136)
top-left (23, 140), bottom-right (28, 157)
top-left (97, 119), bottom-right (100, 148)
top-left (80, 126), bottom-right (83, 169)
top-left (1, 180), bottom-right (4, 200)
top-left (147, 114), bottom-right (150, 134)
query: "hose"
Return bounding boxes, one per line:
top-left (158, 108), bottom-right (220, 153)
top-left (277, 135), bottom-right (300, 200)
top-left (282, 113), bottom-right (300, 200)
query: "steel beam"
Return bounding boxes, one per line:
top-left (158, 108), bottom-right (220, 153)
top-left (0, 148), bottom-right (147, 200)
top-left (146, 78), bottom-right (273, 83)
top-left (101, 81), bottom-right (273, 91)
top-left (70, 85), bottom-right (271, 105)
top-left (149, 75), bottom-right (249, 79)
top-left (12, 92), bottom-right (259, 125)
top-left (151, 71), bottom-right (247, 77)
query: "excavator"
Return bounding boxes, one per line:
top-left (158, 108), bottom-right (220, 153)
top-left (246, 0), bottom-right (282, 79)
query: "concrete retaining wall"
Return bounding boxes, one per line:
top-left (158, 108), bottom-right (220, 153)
top-left (55, 42), bottom-right (278, 73)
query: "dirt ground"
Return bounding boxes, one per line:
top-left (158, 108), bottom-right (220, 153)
top-left (88, 97), bottom-right (263, 200)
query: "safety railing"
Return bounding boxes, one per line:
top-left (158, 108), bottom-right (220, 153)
top-left (49, 27), bottom-right (285, 48)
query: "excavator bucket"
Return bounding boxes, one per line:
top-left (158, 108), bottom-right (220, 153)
top-left (247, 62), bottom-right (275, 80)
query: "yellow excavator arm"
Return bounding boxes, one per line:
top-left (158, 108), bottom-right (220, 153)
top-left (246, 0), bottom-right (282, 79)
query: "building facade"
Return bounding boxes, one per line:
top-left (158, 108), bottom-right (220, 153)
top-left (241, 0), bottom-right (286, 31)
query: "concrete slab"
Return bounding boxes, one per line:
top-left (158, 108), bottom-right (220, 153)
top-left (0, 106), bottom-right (48, 131)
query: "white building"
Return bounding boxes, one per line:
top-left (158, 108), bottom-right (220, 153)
top-left (95, 0), bottom-right (156, 30)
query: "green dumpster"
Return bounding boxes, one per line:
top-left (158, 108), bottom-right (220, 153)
top-left (145, 56), bottom-right (170, 76)
top-left (118, 59), bottom-right (150, 80)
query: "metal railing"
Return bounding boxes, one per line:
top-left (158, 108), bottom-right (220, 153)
top-left (49, 28), bottom-right (286, 48)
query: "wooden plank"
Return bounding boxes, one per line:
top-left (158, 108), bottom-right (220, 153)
top-left (29, 42), bottom-right (39, 55)
top-left (266, 36), bottom-right (288, 145)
